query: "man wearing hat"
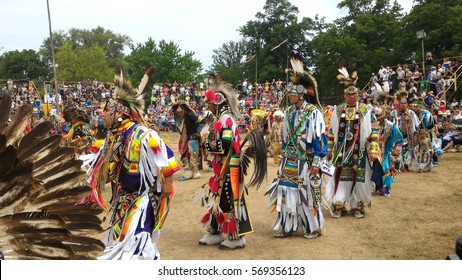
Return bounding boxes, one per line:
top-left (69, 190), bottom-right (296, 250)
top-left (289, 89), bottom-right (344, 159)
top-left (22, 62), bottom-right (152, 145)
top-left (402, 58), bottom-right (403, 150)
top-left (266, 52), bottom-right (327, 239)
top-left (325, 68), bottom-right (379, 219)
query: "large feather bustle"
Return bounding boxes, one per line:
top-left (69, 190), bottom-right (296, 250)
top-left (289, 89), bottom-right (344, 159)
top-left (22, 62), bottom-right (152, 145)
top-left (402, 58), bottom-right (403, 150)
top-left (4, 105), bottom-right (33, 147)
top-left (0, 94), bottom-right (103, 260)
top-left (0, 93), bottom-right (12, 133)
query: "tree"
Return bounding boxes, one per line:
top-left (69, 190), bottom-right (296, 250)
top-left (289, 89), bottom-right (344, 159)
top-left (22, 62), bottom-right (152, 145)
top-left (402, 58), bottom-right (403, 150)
top-left (311, 0), bottom-right (406, 102)
top-left (210, 40), bottom-right (247, 85)
top-left (54, 44), bottom-right (113, 82)
top-left (38, 26), bottom-right (131, 75)
top-left (238, 0), bottom-right (314, 84)
top-left (402, 0), bottom-right (462, 60)
top-left (126, 38), bottom-right (203, 92)
top-left (0, 49), bottom-right (48, 80)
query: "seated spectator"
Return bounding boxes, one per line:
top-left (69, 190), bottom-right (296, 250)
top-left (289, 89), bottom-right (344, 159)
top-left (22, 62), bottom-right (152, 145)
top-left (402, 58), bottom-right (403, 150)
top-left (442, 58), bottom-right (451, 72)
top-left (442, 126), bottom-right (462, 152)
top-left (453, 107), bottom-right (462, 120)
top-left (437, 64), bottom-right (445, 75)
top-left (449, 59), bottom-right (459, 75)
top-left (449, 98), bottom-right (459, 110)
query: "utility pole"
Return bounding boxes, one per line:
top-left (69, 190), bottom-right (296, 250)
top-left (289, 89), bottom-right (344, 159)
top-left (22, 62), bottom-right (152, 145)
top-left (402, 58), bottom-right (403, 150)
top-left (46, 0), bottom-right (59, 113)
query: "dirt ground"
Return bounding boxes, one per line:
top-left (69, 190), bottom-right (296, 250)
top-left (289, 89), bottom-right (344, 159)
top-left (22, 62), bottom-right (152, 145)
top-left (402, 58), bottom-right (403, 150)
top-left (105, 132), bottom-right (462, 260)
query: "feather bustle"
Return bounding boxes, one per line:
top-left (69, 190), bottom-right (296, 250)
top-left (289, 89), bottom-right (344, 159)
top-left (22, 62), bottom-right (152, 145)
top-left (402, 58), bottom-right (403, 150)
top-left (239, 129), bottom-right (267, 189)
top-left (0, 93), bottom-right (103, 259)
top-left (4, 105), bottom-right (33, 146)
top-left (0, 93), bottom-right (12, 133)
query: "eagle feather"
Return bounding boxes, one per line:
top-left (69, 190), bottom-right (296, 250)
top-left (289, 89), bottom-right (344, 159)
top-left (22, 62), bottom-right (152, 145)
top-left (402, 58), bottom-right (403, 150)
top-left (0, 93), bottom-right (103, 260)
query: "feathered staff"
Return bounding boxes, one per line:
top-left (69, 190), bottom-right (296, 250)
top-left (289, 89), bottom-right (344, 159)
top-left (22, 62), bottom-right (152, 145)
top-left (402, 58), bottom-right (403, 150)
top-left (0, 93), bottom-right (104, 259)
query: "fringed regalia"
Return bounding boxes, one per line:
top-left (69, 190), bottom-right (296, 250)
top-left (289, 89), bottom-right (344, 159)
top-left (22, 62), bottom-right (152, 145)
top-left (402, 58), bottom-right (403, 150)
top-left (389, 108), bottom-right (420, 171)
top-left (378, 119), bottom-right (403, 194)
top-left (197, 75), bottom-right (267, 249)
top-left (85, 67), bottom-right (180, 259)
top-left (85, 120), bottom-right (180, 259)
top-left (266, 101), bottom-right (327, 235)
top-left (414, 109), bottom-right (437, 172)
top-left (325, 102), bottom-right (379, 210)
top-left (201, 109), bottom-right (250, 239)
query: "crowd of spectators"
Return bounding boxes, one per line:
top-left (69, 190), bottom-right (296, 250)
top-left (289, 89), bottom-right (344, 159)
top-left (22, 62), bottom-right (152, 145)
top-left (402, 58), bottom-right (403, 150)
top-left (2, 55), bottom-right (461, 141)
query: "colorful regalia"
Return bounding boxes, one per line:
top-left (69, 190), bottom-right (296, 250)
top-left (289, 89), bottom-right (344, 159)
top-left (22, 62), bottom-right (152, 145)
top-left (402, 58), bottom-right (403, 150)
top-left (375, 108), bottom-right (403, 196)
top-left (325, 68), bottom-right (379, 219)
top-left (410, 99), bottom-right (438, 172)
top-left (83, 68), bottom-right (181, 260)
top-left (91, 120), bottom-right (179, 260)
top-left (266, 52), bottom-right (327, 239)
top-left (62, 104), bottom-right (93, 154)
top-left (196, 74), bottom-right (267, 250)
top-left (389, 90), bottom-right (420, 171)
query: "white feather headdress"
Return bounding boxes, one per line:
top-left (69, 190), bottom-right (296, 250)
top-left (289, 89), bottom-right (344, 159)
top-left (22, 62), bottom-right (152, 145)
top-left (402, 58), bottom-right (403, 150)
top-left (337, 67), bottom-right (359, 94)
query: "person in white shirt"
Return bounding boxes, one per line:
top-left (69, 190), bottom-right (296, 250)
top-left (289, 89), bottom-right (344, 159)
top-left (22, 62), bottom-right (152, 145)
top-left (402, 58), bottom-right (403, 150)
top-left (449, 98), bottom-right (459, 110)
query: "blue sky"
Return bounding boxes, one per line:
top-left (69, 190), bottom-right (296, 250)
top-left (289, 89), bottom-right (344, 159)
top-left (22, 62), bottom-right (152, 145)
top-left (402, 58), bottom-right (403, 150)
top-left (0, 0), bottom-right (414, 69)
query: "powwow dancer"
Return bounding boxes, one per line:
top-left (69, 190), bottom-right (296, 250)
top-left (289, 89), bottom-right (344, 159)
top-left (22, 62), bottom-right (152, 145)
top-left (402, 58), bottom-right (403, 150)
top-left (373, 106), bottom-right (403, 196)
top-left (62, 103), bottom-right (94, 154)
top-left (409, 98), bottom-right (438, 172)
top-left (83, 68), bottom-right (181, 259)
top-left (265, 52), bottom-right (327, 239)
top-left (172, 101), bottom-right (202, 181)
top-left (195, 74), bottom-right (267, 250)
top-left (325, 68), bottom-right (379, 219)
top-left (268, 109), bottom-right (284, 166)
top-left (389, 90), bottom-right (420, 171)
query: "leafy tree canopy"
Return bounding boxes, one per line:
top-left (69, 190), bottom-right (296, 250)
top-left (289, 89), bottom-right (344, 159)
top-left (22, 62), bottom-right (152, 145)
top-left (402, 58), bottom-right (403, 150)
top-left (0, 49), bottom-right (47, 80)
top-left (126, 38), bottom-right (203, 92)
top-left (55, 44), bottom-right (113, 82)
